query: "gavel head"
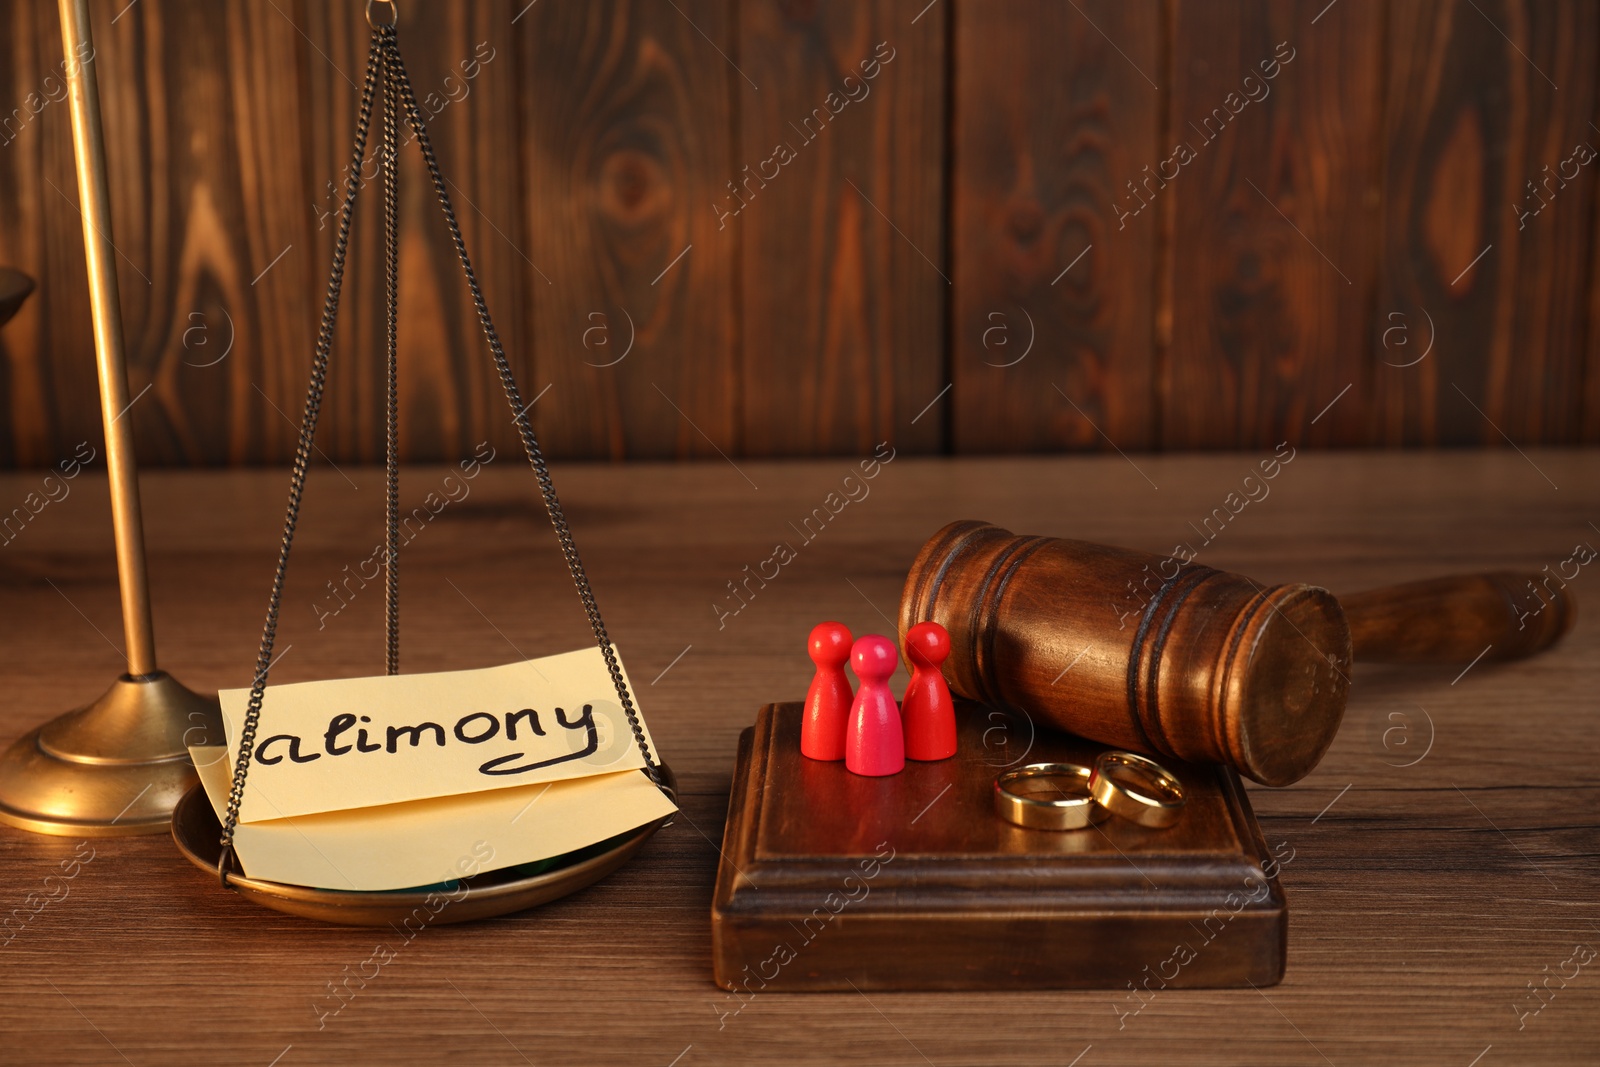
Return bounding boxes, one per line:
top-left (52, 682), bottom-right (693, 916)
top-left (898, 521), bottom-right (1352, 786)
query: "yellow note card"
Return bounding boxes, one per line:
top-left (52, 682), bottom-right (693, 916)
top-left (218, 647), bottom-right (657, 824)
top-left (190, 746), bottom-right (675, 891)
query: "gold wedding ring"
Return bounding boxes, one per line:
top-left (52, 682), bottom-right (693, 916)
top-left (993, 763), bottom-right (1109, 831)
top-left (1090, 750), bottom-right (1186, 829)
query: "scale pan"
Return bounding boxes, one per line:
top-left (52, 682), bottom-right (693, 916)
top-left (170, 769), bottom-right (675, 926)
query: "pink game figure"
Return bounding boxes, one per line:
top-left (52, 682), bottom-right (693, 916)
top-left (801, 621), bottom-right (854, 760)
top-left (846, 635), bottom-right (904, 776)
top-left (902, 621), bottom-right (956, 761)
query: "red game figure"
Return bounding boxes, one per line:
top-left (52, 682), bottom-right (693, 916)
top-left (902, 621), bottom-right (957, 761)
top-left (846, 635), bottom-right (904, 776)
top-left (801, 621), bottom-right (854, 760)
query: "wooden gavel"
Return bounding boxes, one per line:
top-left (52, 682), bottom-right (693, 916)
top-left (899, 521), bottom-right (1575, 787)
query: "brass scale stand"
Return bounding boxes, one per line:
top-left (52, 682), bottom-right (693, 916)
top-left (0, 0), bottom-right (224, 837)
top-left (3, 0), bottom-right (673, 925)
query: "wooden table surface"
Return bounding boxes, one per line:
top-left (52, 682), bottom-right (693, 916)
top-left (0, 449), bottom-right (1595, 1066)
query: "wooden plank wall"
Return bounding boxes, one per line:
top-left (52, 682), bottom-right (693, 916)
top-left (950, 0), bottom-right (1159, 453)
top-left (0, 0), bottom-right (1597, 466)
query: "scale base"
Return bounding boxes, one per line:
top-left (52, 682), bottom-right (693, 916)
top-left (0, 671), bottom-right (222, 836)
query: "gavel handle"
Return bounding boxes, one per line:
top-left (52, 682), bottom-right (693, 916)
top-left (1339, 572), bottom-right (1575, 664)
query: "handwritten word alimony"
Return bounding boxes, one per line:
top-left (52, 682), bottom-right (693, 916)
top-left (254, 702), bottom-right (599, 778)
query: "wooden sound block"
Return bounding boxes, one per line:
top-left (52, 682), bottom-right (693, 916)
top-left (711, 702), bottom-right (1287, 992)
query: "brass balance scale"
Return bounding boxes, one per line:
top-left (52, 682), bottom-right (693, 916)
top-left (0, 0), bottom-right (673, 925)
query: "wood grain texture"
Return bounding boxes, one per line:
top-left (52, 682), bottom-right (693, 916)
top-left (520, 0), bottom-right (738, 461)
top-left (1163, 0), bottom-right (1384, 449)
top-left (951, 0), bottom-right (1160, 452)
top-left (86, 0), bottom-right (312, 466)
top-left (738, 0), bottom-right (945, 457)
top-left (0, 0), bottom-right (212, 469)
top-left (0, 451), bottom-right (1596, 1063)
top-left (4, 1), bottom-right (1600, 465)
top-left (1377, 0), bottom-right (1599, 446)
top-left (0, 0), bottom-right (71, 468)
top-left (1587, 207), bottom-right (1600, 442)
top-left (299, 0), bottom-right (527, 466)
top-left (0, 0), bottom-right (318, 467)
top-left (390, 0), bottom-right (529, 465)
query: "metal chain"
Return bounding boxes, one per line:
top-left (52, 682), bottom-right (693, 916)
top-left (382, 42), bottom-right (401, 676)
top-left (216, 21), bottom-right (665, 883)
top-left (216, 32), bottom-right (383, 880)
top-left (380, 31), bottom-right (662, 787)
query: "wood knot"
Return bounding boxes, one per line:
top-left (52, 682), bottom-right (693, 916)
top-left (1007, 200), bottom-right (1044, 243)
top-left (597, 150), bottom-right (670, 226)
